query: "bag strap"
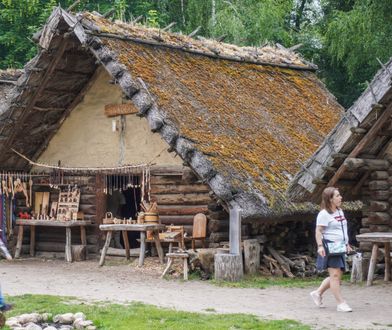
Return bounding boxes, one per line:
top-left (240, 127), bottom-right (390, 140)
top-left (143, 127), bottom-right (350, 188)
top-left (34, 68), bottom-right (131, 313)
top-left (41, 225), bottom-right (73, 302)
top-left (322, 209), bottom-right (346, 243)
top-left (337, 209), bottom-right (346, 243)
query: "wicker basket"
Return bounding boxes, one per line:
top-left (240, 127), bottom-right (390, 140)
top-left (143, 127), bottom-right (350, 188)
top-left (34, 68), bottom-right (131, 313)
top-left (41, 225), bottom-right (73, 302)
top-left (103, 212), bottom-right (114, 224)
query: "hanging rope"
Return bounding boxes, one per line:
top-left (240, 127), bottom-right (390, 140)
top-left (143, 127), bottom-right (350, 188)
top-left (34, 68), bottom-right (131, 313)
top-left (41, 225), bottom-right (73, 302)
top-left (11, 148), bottom-right (149, 172)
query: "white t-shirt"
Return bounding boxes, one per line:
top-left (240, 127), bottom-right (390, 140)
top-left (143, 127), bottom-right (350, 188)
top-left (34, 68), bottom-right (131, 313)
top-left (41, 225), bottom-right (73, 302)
top-left (316, 209), bottom-right (348, 244)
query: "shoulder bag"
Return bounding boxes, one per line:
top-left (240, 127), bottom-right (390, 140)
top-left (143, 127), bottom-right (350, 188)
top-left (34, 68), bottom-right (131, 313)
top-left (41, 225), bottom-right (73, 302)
top-left (322, 211), bottom-right (346, 257)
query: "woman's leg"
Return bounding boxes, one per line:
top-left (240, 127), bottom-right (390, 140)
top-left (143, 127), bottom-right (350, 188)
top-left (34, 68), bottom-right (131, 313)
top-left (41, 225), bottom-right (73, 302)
top-left (317, 276), bottom-right (330, 296)
top-left (328, 267), bottom-right (344, 304)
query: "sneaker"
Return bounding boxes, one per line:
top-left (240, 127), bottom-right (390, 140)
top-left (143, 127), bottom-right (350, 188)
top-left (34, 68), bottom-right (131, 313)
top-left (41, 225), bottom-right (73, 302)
top-left (337, 302), bottom-right (352, 312)
top-left (0, 303), bottom-right (13, 312)
top-left (310, 290), bottom-right (324, 308)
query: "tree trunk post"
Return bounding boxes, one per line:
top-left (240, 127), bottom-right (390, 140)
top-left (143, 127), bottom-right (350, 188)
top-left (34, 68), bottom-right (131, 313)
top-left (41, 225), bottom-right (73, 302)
top-left (214, 206), bottom-right (243, 281)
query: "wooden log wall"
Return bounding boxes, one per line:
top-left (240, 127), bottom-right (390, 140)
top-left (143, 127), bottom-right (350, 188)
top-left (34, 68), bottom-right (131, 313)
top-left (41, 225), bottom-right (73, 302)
top-left (360, 166), bottom-right (392, 256)
top-left (151, 166), bottom-right (212, 241)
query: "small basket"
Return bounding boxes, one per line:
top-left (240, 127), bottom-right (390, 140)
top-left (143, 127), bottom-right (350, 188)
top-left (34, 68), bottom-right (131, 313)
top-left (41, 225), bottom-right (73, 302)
top-left (103, 212), bottom-right (114, 224)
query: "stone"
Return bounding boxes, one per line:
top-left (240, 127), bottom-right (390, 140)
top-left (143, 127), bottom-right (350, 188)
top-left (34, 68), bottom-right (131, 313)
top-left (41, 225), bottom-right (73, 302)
top-left (41, 313), bottom-right (52, 322)
top-left (74, 319), bottom-right (93, 329)
top-left (54, 313), bottom-right (74, 324)
top-left (25, 322), bottom-right (43, 330)
top-left (17, 313), bottom-right (43, 324)
top-left (59, 325), bottom-right (73, 330)
top-left (73, 312), bottom-right (86, 321)
top-left (43, 327), bottom-right (57, 330)
top-left (86, 326), bottom-right (97, 330)
top-left (5, 317), bottom-right (21, 327)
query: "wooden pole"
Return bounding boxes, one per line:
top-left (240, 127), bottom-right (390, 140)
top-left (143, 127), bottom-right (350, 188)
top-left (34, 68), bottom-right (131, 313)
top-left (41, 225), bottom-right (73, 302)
top-left (229, 206), bottom-right (241, 255)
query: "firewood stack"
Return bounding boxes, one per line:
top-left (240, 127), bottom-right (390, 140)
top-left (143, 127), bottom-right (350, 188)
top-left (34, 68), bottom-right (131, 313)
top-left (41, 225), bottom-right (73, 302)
top-left (260, 246), bottom-right (317, 278)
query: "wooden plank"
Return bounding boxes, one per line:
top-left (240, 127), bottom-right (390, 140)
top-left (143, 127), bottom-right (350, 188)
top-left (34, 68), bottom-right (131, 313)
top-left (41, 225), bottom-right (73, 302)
top-left (157, 205), bottom-right (208, 215)
top-left (104, 103), bottom-right (138, 117)
top-left (99, 224), bottom-right (166, 231)
top-left (65, 227), bottom-right (72, 262)
top-left (367, 243), bottom-right (379, 286)
top-left (122, 230), bottom-right (130, 260)
top-left (99, 231), bottom-right (112, 266)
top-left (15, 225), bottom-right (24, 258)
top-left (151, 184), bottom-right (209, 194)
top-left (154, 193), bottom-right (211, 205)
top-left (30, 226), bottom-right (36, 257)
top-left (384, 242), bottom-right (391, 282)
top-left (159, 215), bottom-right (194, 225)
top-left (243, 239), bottom-right (260, 275)
top-left (16, 219), bottom-right (91, 227)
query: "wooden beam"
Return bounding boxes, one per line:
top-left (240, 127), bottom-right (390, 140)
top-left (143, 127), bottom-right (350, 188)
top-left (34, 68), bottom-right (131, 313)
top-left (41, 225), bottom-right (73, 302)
top-left (131, 15), bottom-right (143, 24)
top-left (33, 106), bottom-right (65, 112)
top-left (350, 127), bottom-right (367, 134)
top-left (188, 26), bottom-right (201, 38)
top-left (162, 22), bottom-right (176, 32)
top-left (328, 103), bottom-right (391, 187)
top-left (344, 158), bottom-right (390, 171)
top-left (5, 39), bottom-right (68, 149)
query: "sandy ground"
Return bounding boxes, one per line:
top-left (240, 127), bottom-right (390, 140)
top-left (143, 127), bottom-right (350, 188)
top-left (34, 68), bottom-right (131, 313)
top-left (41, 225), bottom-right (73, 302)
top-left (1, 257), bottom-right (392, 330)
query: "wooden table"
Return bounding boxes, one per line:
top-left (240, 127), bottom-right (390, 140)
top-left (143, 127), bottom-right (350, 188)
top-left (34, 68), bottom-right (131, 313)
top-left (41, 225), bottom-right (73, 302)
top-left (99, 224), bottom-right (166, 267)
top-left (14, 219), bottom-right (91, 262)
top-left (356, 232), bottom-right (392, 286)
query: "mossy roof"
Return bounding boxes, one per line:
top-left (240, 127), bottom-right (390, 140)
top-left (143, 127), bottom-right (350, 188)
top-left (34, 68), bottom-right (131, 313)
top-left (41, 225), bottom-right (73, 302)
top-left (81, 13), bottom-right (343, 213)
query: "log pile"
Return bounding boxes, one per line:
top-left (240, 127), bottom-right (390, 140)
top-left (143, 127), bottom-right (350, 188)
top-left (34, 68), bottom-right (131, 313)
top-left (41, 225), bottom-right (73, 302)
top-left (360, 168), bottom-right (392, 257)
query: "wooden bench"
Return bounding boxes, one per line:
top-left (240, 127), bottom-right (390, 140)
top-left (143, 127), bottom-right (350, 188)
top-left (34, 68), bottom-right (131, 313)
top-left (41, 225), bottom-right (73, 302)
top-left (99, 223), bottom-right (166, 267)
top-left (356, 232), bottom-right (392, 286)
top-left (14, 219), bottom-right (90, 262)
top-left (161, 252), bottom-right (189, 280)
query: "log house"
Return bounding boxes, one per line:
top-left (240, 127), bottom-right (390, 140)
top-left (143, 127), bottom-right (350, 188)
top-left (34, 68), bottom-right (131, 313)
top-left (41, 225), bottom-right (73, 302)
top-left (0, 7), bottom-right (345, 264)
top-left (288, 57), bottom-right (392, 260)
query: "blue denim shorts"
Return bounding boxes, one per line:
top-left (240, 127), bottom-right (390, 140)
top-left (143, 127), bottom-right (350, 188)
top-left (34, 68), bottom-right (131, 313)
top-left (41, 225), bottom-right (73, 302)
top-left (316, 254), bottom-right (345, 271)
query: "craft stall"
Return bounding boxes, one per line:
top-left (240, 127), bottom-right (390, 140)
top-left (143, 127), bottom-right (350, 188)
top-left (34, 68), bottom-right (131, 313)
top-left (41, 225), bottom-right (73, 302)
top-left (2, 149), bottom-right (153, 262)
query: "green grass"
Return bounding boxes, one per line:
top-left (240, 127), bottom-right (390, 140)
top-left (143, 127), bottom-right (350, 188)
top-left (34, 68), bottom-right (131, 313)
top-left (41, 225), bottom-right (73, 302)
top-left (4, 294), bottom-right (311, 330)
top-left (210, 274), bottom-right (351, 289)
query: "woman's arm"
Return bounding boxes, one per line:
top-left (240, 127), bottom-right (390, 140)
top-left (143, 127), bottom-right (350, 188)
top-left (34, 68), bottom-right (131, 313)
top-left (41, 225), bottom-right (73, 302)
top-left (315, 225), bottom-right (326, 257)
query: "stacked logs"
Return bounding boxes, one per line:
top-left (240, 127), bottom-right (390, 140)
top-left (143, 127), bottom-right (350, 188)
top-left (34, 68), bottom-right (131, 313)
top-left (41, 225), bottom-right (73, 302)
top-left (360, 167), bottom-right (392, 253)
top-left (151, 166), bottom-right (212, 239)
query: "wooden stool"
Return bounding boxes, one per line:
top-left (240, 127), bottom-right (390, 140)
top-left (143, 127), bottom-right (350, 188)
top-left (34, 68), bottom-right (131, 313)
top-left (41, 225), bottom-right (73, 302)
top-left (161, 252), bottom-right (189, 280)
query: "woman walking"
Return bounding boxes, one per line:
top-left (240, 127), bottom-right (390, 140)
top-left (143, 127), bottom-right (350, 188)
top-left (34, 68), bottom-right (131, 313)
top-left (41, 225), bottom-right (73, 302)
top-left (310, 187), bottom-right (353, 312)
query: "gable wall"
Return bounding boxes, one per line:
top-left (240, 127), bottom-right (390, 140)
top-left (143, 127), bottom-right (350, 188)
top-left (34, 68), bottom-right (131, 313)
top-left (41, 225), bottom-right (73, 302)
top-left (37, 68), bottom-right (181, 167)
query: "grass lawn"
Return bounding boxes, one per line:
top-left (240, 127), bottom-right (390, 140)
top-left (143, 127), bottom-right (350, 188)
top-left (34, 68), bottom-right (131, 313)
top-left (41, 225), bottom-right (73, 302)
top-left (4, 294), bottom-right (311, 330)
top-left (210, 274), bottom-right (351, 289)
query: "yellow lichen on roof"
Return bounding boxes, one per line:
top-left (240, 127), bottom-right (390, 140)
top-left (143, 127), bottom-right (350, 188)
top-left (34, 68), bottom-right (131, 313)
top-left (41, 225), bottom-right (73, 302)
top-left (101, 38), bottom-right (342, 207)
top-left (83, 12), bottom-right (312, 69)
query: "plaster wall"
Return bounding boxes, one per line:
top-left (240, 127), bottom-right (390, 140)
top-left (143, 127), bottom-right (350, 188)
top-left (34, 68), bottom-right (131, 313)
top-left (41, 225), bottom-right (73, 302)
top-left (37, 68), bottom-right (181, 168)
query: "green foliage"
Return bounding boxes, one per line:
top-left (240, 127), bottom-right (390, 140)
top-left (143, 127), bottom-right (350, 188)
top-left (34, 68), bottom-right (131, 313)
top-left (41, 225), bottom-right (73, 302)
top-left (5, 294), bottom-right (311, 330)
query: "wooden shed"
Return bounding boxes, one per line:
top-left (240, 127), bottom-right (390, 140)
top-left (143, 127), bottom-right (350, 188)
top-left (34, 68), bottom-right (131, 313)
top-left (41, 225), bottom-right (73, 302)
top-left (0, 7), bottom-right (343, 260)
top-left (288, 57), bottom-right (392, 254)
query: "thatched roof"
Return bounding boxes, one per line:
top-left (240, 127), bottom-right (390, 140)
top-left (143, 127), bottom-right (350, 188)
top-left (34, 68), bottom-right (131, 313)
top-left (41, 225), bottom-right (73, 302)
top-left (288, 57), bottom-right (392, 203)
top-left (0, 7), bottom-right (343, 218)
top-left (0, 69), bottom-right (23, 114)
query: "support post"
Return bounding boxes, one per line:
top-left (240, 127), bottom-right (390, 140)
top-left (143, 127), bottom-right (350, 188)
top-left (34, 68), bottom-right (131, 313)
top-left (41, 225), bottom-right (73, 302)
top-left (229, 206), bottom-right (241, 255)
top-left (214, 206), bottom-right (243, 281)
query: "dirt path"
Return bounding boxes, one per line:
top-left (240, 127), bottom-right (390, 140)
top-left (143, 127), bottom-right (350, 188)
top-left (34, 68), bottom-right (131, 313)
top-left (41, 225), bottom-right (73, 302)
top-left (1, 258), bottom-right (391, 329)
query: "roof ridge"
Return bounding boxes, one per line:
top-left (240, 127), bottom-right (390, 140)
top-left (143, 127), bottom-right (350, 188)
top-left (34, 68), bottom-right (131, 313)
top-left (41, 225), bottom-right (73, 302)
top-left (79, 11), bottom-right (317, 71)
